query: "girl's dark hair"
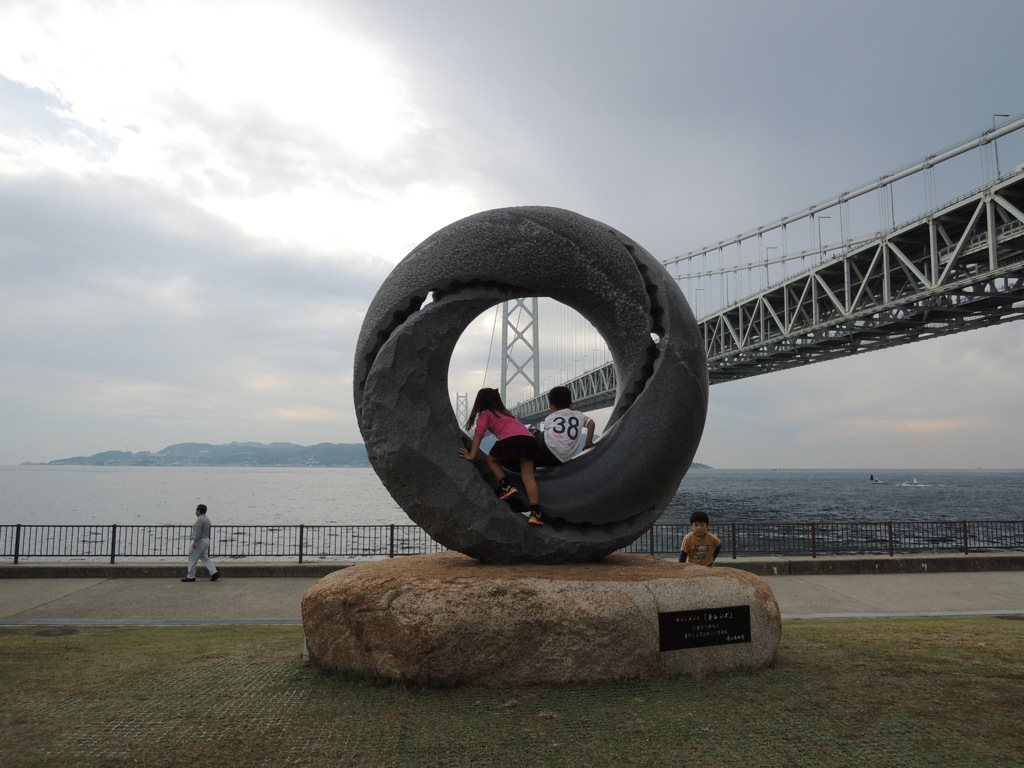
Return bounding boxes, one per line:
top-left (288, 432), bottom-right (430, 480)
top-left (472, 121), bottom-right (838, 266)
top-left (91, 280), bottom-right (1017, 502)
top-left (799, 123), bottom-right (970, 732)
top-left (689, 511), bottom-right (710, 525)
top-left (465, 387), bottom-right (511, 430)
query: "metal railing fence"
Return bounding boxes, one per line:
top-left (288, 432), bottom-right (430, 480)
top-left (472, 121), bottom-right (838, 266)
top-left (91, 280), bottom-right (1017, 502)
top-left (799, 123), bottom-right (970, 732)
top-left (2, 520), bottom-right (1022, 564)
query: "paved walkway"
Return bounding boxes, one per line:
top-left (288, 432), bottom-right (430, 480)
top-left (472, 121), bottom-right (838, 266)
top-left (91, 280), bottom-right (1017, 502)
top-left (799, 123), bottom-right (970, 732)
top-left (2, 556), bottom-right (1022, 625)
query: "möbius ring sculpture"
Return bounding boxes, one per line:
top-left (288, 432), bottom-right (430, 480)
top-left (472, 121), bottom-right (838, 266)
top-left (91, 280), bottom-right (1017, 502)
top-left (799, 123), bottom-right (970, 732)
top-left (354, 207), bottom-right (708, 563)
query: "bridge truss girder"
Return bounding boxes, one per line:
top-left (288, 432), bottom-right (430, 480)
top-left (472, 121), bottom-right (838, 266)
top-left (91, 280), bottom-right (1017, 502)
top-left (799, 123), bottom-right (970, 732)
top-left (511, 173), bottom-right (1024, 424)
top-left (705, 173), bottom-right (1024, 384)
top-left (515, 363), bottom-right (619, 427)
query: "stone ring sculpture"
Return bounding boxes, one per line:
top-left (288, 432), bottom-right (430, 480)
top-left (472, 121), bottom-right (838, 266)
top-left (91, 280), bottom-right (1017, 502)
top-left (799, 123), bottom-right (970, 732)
top-left (354, 206), bottom-right (708, 564)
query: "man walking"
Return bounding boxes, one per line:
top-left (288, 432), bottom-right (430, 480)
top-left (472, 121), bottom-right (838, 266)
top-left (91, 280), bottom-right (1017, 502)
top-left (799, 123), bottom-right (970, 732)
top-left (181, 503), bottom-right (220, 582)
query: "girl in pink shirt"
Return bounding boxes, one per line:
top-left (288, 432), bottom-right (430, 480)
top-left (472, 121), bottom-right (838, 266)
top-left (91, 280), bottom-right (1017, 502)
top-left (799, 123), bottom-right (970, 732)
top-left (459, 388), bottom-right (543, 525)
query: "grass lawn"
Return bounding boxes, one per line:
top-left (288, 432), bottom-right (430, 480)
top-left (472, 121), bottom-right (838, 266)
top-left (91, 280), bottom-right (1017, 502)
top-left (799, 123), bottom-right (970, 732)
top-left (1, 617), bottom-right (1022, 767)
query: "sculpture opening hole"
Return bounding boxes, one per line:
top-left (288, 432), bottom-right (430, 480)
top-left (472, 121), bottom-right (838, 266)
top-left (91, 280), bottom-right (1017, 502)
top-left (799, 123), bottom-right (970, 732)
top-left (448, 299), bottom-right (611, 426)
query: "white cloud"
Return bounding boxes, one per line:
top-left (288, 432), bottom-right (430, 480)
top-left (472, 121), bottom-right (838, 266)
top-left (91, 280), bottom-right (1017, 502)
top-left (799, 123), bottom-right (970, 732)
top-left (0, 0), bottom-right (490, 256)
top-left (1, 0), bottom-right (1023, 468)
top-left (697, 323), bottom-right (1024, 469)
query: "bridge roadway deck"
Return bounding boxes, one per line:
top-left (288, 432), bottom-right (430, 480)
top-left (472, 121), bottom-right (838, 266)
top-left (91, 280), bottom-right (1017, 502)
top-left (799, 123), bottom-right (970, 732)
top-left (1, 554), bottom-right (1022, 624)
top-left (512, 170), bottom-right (1024, 425)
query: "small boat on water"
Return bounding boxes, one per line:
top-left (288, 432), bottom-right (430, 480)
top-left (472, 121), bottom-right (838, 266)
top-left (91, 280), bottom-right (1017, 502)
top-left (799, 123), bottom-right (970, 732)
top-left (898, 478), bottom-right (922, 487)
top-left (869, 474), bottom-right (888, 484)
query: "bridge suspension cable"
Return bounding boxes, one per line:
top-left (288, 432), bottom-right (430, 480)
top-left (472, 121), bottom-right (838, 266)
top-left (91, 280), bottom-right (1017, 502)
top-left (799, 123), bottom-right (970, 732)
top-left (668, 113), bottom-right (1024, 318)
top-left (487, 115), bottom-right (1024, 424)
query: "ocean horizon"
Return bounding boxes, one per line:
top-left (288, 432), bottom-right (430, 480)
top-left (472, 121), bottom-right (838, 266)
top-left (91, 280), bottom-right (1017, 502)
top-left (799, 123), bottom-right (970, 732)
top-left (2, 465), bottom-right (1022, 529)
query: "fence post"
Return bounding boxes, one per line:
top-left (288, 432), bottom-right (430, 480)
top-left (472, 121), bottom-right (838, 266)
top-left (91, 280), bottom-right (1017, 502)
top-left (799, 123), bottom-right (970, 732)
top-left (649, 527), bottom-right (655, 556)
top-left (731, 522), bottom-right (737, 559)
top-left (14, 524), bottom-right (21, 565)
top-left (389, 525), bottom-right (396, 558)
top-left (887, 521), bottom-right (894, 557)
top-left (109, 524), bottom-right (118, 564)
top-left (811, 522), bottom-right (817, 558)
top-left (962, 520), bottom-right (969, 555)
top-left (298, 524), bottom-right (305, 564)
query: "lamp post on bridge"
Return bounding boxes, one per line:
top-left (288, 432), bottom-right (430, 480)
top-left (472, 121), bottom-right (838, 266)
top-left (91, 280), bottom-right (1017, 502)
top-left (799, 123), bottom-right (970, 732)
top-left (993, 114), bottom-right (1010, 178)
top-left (817, 216), bottom-right (831, 262)
top-left (764, 246), bottom-right (778, 289)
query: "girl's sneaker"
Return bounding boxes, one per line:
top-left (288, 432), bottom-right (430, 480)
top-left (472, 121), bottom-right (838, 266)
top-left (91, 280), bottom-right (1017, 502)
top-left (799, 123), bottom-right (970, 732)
top-left (499, 484), bottom-right (518, 500)
top-left (528, 511), bottom-right (544, 526)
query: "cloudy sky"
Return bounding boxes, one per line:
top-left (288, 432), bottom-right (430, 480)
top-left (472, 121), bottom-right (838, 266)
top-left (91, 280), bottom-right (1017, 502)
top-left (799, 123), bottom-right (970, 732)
top-left (2, 0), bottom-right (1023, 469)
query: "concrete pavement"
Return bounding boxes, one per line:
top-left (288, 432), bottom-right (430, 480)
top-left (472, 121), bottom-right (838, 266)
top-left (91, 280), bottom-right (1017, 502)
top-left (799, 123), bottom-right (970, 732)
top-left (1, 555), bottom-right (1023, 625)
top-left (0, 575), bottom-right (316, 625)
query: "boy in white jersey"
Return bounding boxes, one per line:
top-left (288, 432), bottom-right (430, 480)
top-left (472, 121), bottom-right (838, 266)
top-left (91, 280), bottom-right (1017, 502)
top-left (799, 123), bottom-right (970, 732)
top-left (534, 386), bottom-right (596, 466)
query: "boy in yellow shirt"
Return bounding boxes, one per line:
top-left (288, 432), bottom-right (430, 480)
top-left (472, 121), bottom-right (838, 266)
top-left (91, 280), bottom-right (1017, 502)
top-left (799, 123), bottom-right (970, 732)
top-left (679, 511), bottom-right (722, 566)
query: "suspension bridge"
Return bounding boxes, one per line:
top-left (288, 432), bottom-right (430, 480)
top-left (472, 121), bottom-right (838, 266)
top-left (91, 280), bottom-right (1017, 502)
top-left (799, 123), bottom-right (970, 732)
top-left (455, 116), bottom-right (1024, 427)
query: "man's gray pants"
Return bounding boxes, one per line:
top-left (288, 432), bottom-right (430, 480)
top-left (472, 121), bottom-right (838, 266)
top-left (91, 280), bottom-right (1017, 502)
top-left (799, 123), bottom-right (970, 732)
top-left (186, 537), bottom-right (218, 579)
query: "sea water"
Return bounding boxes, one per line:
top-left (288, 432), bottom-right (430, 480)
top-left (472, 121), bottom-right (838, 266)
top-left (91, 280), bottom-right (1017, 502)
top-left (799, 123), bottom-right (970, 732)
top-left (1, 465), bottom-right (1022, 528)
top-left (664, 468), bottom-right (1024, 525)
top-left (0, 465), bottom-right (405, 527)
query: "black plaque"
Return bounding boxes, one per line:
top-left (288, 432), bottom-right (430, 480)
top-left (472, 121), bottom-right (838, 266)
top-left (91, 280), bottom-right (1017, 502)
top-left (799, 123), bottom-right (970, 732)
top-left (658, 605), bottom-right (752, 651)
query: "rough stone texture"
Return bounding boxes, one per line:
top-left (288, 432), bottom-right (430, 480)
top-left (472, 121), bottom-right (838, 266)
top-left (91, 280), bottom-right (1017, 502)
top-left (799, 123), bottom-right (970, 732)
top-left (301, 553), bottom-right (781, 687)
top-left (353, 207), bottom-right (709, 563)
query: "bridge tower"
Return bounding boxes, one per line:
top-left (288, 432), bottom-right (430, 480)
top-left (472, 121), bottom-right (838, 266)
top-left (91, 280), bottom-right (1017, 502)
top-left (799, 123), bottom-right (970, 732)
top-left (500, 298), bottom-right (541, 403)
top-left (454, 392), bottom-right (468, 427)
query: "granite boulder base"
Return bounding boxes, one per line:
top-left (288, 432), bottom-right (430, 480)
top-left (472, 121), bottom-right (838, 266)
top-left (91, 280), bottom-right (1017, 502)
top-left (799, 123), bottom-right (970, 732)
top-left (301, 553), bottom-right (781, 687)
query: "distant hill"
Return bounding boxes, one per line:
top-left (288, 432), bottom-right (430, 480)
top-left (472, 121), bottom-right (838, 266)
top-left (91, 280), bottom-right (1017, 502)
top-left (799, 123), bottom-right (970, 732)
top-left (44, 442), bottom-right (370, 468)
top-left (40, 441), bottom-right (712, 470)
